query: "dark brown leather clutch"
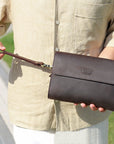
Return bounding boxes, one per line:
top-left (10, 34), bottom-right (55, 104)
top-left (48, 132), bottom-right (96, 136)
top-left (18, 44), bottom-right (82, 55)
top-left (1, 50), bottom-right (114, 111)
top-left (48, 51), bottom-right (114, 111)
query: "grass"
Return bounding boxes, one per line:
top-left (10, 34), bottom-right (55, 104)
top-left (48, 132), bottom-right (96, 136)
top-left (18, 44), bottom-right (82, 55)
top-left (0, 32), bottom-right (14, 67)
top-left (0, 32), bottom-right (114, 144)
top-left (109, 112), bottom-right (114, 144)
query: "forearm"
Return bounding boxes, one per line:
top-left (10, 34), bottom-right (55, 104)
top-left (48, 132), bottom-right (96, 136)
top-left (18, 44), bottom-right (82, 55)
top-left (99, 47), bottom-right (114, 60)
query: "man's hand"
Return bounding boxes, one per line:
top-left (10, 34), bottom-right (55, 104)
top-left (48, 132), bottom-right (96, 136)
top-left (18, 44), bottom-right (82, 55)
top-left (75, 46), bottom-right (114, 112)
top-left (0, 42), bottom-right (6, 59)
top-left (74, 103), bottom-right (105, 112)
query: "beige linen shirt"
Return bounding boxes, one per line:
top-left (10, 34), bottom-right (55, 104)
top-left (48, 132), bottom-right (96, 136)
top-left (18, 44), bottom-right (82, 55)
top-left (0, 0), bottom-right (114, 131)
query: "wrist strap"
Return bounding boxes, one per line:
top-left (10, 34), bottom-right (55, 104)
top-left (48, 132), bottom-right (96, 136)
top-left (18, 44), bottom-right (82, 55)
top-left (0, 50), bottom-right (52, 69)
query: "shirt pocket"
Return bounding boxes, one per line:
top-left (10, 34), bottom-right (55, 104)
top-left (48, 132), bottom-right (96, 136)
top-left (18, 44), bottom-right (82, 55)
top-left (73, 1), bottom-right (113, 56)
top-left (75, 1), bottom-right (112, 19)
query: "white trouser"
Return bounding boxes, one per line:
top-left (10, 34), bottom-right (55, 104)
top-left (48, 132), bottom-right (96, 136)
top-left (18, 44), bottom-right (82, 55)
top-left (13, 126), bottom-right (55, 144)
top-left (55, 119), bottom-right (108, 144)
top-left (13, 119), bottom-right (108, 144)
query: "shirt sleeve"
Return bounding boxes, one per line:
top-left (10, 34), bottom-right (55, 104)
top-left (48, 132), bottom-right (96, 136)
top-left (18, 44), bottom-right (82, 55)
top-left (104, 1), bottom-right (114, 48)
top-left (0, 0), bottom-right (11, 36)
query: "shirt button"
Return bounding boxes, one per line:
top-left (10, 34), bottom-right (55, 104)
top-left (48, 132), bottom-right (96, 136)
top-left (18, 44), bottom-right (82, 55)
top-left (56, 20), bottom-right (60, 25)
top-left (55, 47), bottom-right (59, 51)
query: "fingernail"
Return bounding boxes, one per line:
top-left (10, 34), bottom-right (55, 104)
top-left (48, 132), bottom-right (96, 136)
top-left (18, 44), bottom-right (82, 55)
top-left (99, 107), bottom-right (105, 112)
top-left (81, 103), bottom-right (85, 108)
top-left (74, 104), bottom-right (78, 106)
top-left (1, 46), bottom-right (5, 50)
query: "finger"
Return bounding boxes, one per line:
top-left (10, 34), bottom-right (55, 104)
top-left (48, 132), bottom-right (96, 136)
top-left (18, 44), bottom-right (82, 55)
top-left (0, 42), bottom-right (6, 59)
top-left (74, 103), bottom-right (78, 106)
top-left (0, 53), bottom-right (4, 59)
top-left (0, 48), bottom-right (5, 59)
top-left (0, 42), bottom-right (6, 50)
top-left (90, 104), bottom-right (98, 111)
top-left (80, 103), bottom-right (87, 108)
top-left (0, 46), bottom-right (6, 50)
top-left (98, 107), bottom-right (105, 112)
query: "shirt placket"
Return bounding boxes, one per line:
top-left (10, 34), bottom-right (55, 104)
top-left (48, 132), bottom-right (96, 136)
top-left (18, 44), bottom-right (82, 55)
top-left (54, 0), bottom-right (60, 53)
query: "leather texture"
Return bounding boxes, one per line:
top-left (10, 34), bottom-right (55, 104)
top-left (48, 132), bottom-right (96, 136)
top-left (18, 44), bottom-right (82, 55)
top-left (48, 52), bottom-right (114, 111)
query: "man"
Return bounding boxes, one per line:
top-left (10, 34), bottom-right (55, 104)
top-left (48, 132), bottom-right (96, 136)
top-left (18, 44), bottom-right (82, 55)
top-left (0, 0), bottom-right (114, 143)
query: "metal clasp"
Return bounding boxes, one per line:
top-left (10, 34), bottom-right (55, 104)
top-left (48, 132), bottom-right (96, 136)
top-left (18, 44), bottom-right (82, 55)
top-left (41, 63), bottom-right (52, 69)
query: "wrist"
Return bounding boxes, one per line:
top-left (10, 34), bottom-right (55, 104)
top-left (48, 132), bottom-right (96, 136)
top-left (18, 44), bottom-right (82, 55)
top-left (99, 47), bottom-right (114, 60)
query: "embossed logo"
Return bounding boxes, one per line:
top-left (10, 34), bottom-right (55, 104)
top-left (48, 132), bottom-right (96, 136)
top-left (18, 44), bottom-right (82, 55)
top-left (80, 67), bottom-right (93, 75)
